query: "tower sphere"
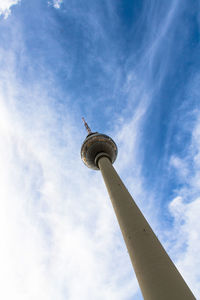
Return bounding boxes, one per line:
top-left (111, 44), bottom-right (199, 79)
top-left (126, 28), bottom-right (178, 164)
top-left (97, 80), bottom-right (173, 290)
top-left (81, 132), bottom-right (118, 170)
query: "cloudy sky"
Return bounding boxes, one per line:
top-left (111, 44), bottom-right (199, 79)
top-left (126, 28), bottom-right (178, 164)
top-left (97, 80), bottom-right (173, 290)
top-left (0, 0), bottom-right (200, 299)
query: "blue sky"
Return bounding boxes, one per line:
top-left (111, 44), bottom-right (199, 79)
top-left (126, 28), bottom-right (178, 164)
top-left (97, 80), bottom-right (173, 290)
top-left (0, 0), bottom-right (200, 299)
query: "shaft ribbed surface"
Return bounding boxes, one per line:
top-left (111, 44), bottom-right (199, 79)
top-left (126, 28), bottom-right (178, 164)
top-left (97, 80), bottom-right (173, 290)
top-left (98, 156), bottom-right (196, 300)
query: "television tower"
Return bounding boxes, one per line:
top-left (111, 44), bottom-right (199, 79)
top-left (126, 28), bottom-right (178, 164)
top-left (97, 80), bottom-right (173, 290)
top-left (81, 119), bottom-right (196, 300)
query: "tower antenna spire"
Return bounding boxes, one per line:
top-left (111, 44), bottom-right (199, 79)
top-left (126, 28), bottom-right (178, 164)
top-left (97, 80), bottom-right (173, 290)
top-left (82, 117), bottom-right (92, 134)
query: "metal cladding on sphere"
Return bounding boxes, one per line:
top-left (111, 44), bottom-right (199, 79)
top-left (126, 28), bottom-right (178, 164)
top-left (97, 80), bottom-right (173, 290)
top-left (81, 132), bottom-right (118, 170)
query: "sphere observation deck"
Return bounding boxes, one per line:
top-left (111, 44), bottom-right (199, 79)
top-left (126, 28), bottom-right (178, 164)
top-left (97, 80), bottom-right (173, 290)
top-left (81, 132), bottom-right (118, 170)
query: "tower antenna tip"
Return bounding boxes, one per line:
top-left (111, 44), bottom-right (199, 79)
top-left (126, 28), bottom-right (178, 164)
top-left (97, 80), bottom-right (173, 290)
top-left (82, 117), bottom-right (92, 134)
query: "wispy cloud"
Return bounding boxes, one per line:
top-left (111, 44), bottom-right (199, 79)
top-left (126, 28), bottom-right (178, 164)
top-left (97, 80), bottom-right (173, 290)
top-left (0, 25), bottom-right (141, 298)
top-left (167, 77), bottom-right (200, 297)
top-left (0, 0), bottom-right (20, 18)
top-left (0, 0), bottom-right (199, 299)
top-left (48, 0), bottom-right (63, 9)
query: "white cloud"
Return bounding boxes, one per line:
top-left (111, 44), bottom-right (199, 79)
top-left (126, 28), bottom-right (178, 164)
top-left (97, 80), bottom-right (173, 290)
top-left (48, 0), bottom-right (63, 9)
top-left (169, 196), bottom-right (200, 297)
top-left (169, 155), bottom-right (189, 179)
top-left (0, 0), bottom-right (20, 18)
top-left (0, 52), bottom-right (141, 299)
top-left (168, 112), bottom-right (200, 298)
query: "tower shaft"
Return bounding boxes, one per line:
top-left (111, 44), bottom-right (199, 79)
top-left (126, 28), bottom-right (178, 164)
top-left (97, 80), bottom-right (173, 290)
top-left (98, 156), bottom-right (195, 300)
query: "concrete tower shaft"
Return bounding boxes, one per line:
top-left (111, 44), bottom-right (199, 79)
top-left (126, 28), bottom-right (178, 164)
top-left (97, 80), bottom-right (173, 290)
top-left (98, 156), bottom-right (195, 300)
top-left (81, 127), bottom-right (196, 300)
